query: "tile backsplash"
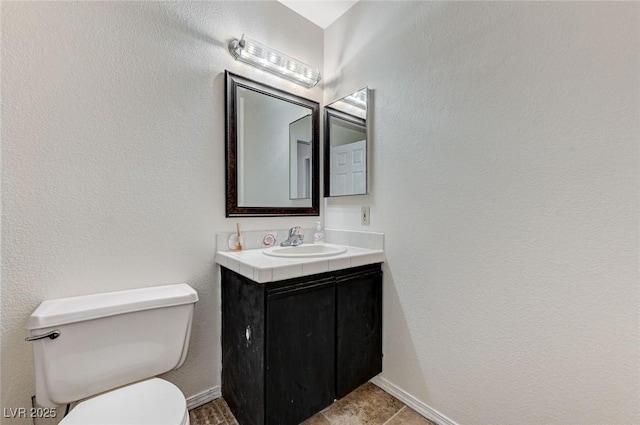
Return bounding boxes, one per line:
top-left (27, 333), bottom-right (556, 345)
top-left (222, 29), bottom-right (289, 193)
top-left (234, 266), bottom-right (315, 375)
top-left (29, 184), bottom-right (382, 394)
top-left (215, 228), bottom-right (384, 251)
top-left (324, 229), bottom-right (384, 250)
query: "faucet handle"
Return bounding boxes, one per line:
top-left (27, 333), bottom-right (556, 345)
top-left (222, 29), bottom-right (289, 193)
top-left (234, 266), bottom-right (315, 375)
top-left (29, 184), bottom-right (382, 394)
top-left (289, 226), bottom-right (302, 236)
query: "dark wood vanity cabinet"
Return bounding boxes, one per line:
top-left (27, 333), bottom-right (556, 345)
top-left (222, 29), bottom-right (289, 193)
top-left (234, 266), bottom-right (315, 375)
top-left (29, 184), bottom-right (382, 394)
top-left (335, 267), bottom-right (383, 399)
top-left (221, 263), bottom-right (382, 425)
top-left (266, 277), bottom-right (336, 425)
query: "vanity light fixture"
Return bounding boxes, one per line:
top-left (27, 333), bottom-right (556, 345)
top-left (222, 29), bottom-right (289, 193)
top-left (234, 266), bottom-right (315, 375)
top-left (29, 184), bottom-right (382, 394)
top-left (228, 35), bottom-right (321, 88)
top-left (343, 89), bottom-right (367, 109)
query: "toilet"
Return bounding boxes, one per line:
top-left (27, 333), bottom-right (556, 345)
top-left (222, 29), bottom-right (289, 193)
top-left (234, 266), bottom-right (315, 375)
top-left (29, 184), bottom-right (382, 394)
top-left (25, 283), bottom-right (198, 425)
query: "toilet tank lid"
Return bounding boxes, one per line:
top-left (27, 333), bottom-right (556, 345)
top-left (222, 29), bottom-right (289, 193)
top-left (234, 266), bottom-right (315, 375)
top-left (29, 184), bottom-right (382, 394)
top-left (25, 283), bottom-right (198, 330)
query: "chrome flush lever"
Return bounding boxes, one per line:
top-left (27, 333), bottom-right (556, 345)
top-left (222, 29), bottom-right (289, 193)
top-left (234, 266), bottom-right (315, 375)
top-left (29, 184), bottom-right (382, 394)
top-left (25, 330), bottom-right (61, 342)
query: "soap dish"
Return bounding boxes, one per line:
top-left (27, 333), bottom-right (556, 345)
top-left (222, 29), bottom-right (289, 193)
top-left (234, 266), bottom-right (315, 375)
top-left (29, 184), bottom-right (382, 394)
top-left (262, 232), bottom-right (277, 247)
top-left (228, 233), bottom-right (245, 251)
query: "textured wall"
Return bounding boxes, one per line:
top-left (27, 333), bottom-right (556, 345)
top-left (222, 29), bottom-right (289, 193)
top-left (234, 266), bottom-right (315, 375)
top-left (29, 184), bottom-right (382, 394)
top-left (1, 2), bottom-right (322, 423)
top-left (324, 2), bottom-right (639, 424)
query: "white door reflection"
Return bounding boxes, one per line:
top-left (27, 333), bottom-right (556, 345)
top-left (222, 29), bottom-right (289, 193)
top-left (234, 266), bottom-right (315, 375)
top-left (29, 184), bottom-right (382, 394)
top-left (290, 115), bottom-right (312, 199)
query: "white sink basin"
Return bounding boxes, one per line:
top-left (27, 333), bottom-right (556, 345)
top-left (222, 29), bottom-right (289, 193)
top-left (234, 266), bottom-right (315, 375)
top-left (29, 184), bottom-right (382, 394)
top-left (263, 244), bottom-right (347, 258)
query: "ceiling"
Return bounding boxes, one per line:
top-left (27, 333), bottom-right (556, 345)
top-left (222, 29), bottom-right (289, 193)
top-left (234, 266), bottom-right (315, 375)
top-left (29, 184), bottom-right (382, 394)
top-left (277, 0), bottom-right (359, 29)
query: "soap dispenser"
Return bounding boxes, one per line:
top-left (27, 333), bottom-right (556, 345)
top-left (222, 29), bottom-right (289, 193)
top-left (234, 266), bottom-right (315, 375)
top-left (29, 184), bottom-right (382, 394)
top-left (313, 221), bottom-right (325, 244)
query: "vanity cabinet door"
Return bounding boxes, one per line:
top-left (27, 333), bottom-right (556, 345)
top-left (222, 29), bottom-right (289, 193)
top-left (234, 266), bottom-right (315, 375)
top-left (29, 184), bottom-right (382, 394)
top-left (221, 268), bottom-right (266, 425)
top-left (335, 265), bottom-right (383, 399)
top-left (266, 278), bottom-right (336, 425)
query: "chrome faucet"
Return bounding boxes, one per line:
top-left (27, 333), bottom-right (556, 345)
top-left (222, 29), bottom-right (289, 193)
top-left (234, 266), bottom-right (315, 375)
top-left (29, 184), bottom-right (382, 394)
top-left (281, 226), bottom-right (304, 247)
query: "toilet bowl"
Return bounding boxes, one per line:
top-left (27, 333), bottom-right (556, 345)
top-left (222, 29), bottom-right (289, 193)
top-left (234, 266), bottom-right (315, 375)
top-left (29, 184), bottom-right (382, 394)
top-left (26, 283), bottom-right (198, 425)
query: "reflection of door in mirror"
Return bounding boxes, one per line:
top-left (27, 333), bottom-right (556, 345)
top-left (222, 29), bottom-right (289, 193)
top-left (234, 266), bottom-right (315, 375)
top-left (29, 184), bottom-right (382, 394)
top-left (327, 111), bottom-right (366, 196)
top-left (236, 87), bottom-right (313, 208)
top-left (331, 140), bottom-right (365, 196)
top-left (290, 115), bottom-right (312, 199)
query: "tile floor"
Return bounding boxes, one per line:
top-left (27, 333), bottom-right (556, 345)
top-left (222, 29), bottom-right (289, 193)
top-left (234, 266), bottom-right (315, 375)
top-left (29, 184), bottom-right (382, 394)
top-left (189, 382), bottom-right (437, 425)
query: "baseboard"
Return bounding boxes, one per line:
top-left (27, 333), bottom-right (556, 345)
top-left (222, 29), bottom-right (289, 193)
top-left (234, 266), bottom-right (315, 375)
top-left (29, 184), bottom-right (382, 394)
top-left (370, 376), bottom-right (459, 425)
top-left (186, 386), bottom-right (221, 410)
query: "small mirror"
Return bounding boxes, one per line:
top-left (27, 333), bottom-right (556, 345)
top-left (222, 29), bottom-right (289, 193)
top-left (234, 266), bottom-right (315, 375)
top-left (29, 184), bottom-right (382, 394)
top-left (324, 88), bottom-right (370, 197)
top-left (226, 71), bottom-right (320, 216)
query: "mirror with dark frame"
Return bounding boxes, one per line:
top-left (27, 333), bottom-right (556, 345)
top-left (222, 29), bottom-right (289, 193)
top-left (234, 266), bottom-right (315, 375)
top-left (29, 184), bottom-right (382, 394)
top-left (225, 71), bottom-right (320, 216)
top-left (324, 87), bottom-right (370, 197)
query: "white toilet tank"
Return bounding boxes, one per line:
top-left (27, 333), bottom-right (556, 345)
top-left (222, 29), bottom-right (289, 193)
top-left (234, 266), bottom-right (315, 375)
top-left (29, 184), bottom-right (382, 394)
top-left (25, 283), bottom-right (198, 407)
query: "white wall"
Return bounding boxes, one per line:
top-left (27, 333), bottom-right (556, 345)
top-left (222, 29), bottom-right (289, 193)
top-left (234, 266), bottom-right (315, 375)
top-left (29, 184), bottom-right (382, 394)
top-left (1, 2), bottom-right (322, 423)
top-left (324, 2), bottom-right (639, 425)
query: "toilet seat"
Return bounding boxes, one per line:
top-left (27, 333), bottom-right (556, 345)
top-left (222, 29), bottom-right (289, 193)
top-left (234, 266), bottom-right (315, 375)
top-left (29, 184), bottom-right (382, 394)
top-left (60, 378), bottom-right (189, 425)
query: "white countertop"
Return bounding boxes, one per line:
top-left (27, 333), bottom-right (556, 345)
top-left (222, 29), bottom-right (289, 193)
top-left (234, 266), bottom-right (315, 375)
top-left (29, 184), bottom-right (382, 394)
top-left (216, 244), bottom-right (384, 283)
